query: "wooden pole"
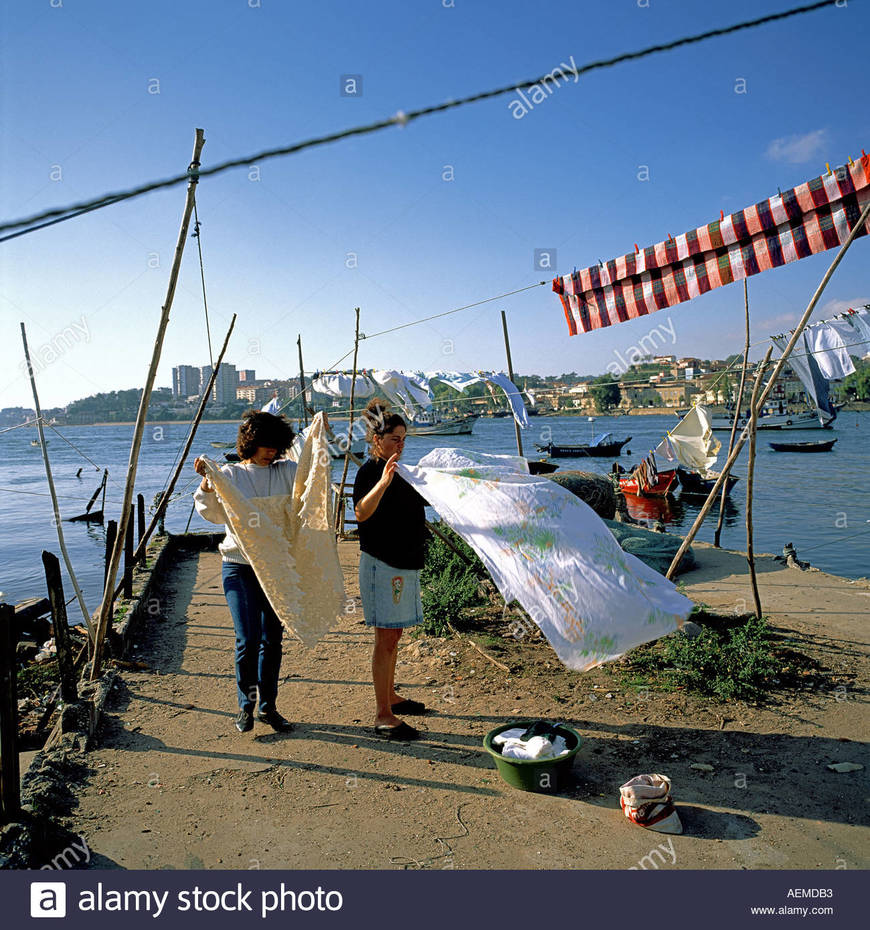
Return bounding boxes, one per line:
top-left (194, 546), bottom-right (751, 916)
top-left (665, 196), bottom-right (870, 580)
top-left (91, 127), bottom-right (206, 680)
top-left (123, 505), bottom-right (134, 599)
top-left (0, 602), bottom-right (20, 825)
top-left (104, 520), bottom-right (117, 587)
top-left (41, 551), bottom-right (78, 703)
top-left (745, 348), bottom-right (772, 619)
top-left (714, 278), bottom-right (751, 547)
top-left (100, 468), bottom-right (108, 515)
top-left (336, 308), bottom-right (361, 534)
top-left (297, 334), bottom-right (309, 428)
top-left (137, 493), bottom-right (145, 546)
top-left (500, 310), bottom-right (524, 458)
top-left (126, 314), bottom-right (236, 570)
top-left (19, 323), bottom-right (94, 641)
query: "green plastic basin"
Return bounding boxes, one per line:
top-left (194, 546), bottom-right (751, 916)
top-left (483, 722), bottom-right (582, 793)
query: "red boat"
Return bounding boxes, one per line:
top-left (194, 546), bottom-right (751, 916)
top-left (618, 468), bottom-right (677, 498)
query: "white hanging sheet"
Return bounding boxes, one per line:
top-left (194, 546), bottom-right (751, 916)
top-left (654, 404), bottom-right (720, 475)
top-left (398, 449), bottom-right (692, 671)
top-left (202, 412), bottom-right (345, 647)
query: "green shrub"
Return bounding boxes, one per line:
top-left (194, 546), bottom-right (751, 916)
top-left (627, 614), bottom-right (778, 701)
top-left (419, 526), bottom-right (486, 636)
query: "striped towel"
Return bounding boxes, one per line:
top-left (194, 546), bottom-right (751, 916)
top-left (554, 152), bottom-right (870, 335)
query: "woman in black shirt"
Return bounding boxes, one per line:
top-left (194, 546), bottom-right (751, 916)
top-left (353, 399), bottom-right (428, 740)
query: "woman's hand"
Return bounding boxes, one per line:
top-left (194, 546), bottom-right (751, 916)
top-left (194, 457), bottom-right (213, 492)
top-left (379, 452), bottom-right (399, 488)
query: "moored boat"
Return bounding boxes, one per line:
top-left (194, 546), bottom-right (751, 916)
top-left (768, 438), bottom-right (837, 452)
top-left (406, 413), bottom-right (478, 436)
top-left (711, 407), bottom-right (832, 431)
top-left (535, 433), bottom-right (631, 458)
top-left (676, 466), bottom-right (740, 496)
top-left (618, 468), bottom-right (677, 498)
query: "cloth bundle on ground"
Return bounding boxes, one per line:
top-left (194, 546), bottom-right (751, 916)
top-left (492, 721), bottom-right (571, 760)
top-left (619, 773), bottom-right (682, 834)
top-left (398, 449), bottom-right (693, 671)
top-left (200, 412), bottom-right (345, 647)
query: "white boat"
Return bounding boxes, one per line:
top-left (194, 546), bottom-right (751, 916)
top-left (406, 412), bottom-right (478, 436)
top-left (711, 407), bottom-right (832, 431)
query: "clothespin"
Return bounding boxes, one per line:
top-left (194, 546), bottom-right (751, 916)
top-left (634, 243), bottom-right (639, 253)
top-left (720, 210), bottom-right (724, 221)
top-left (826, 163), bottom-right (832, 176)
top-left (777, 186), bottom-right (781, 196)
top-left (848, 156), bottom-right (854, 166)
top-left (667, 233), bottom-right (673, 241)
top-left (598, 259), bottom-right (604, 267)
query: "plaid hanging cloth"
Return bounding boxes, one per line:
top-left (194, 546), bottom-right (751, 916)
top-left (553, 152), bottom-right (870, 335)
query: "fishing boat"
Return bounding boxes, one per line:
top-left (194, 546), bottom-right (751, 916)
top-left (406, 412), bottom-right (478, 436)
top-left (535, 433), bottom-right (631, 458)
top-left (711, 406), bottom-right (832, 431)
top-left (618, 468), bottom-right (677, 498)
top-left (769, 438), bottom-right (837, 452)
top-left (676, 465), bottom-right (740, 496)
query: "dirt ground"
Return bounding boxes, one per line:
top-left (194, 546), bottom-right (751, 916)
top-left (55, 540), bottom-right (869, 870)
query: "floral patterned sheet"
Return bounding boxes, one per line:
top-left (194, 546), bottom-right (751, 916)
top-left (398, 449), bottom-right (693, 671)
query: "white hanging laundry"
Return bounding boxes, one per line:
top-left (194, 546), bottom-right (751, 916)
top-left (424, 371), bottom-right (486, 393)
top-left (804, 322), bottom-right (855, 379)
top-left (654, 405), bottom-right (720, 475)
top-left (369, 370), bottom-right (433, 419)
top-left (398, 449), bottom-right (692, 671)
top-left (201, 413), bottom-right (345, 647)
top-left (311, 372), bottom-right (375, 399)
top-left (260, 395), bottom-right (280, 414)
top-left (486, 372), bottom-right (530, 428)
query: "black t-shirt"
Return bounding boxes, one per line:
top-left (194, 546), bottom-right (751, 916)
top-left (352, 456), bottom-right (428, 570)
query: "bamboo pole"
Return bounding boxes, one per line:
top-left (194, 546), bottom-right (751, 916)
top-left (665, 196), bottom-right (870, 580)
top-left (335, 308), bottom-right (361, 534)
top-left (90, 128), bottom-right (206, 679)
top-left (745, 348), bottom-right (772, 619)
top-left (126, 313), bottom-right (236, 570)
top-left (714, 278), bottom-right (752, 547)
top-left (500, 310), bottom-right (524, 457)
top-left (20, 323), bottom-right (94, 641)
top-left (297, 334), bottom-right (309, 428)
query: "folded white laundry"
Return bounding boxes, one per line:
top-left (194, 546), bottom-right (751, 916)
top-left (493, 730), bottom-right (570, 760)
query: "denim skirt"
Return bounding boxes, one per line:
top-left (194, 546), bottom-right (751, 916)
top-left (358, 551), bottom-right (424, 629)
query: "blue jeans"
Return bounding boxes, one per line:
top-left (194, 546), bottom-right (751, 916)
top-left (222, 562), bottom-right (284, 714)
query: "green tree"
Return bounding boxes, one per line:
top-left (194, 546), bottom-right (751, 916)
top-left (589, 374), bottom-right (621, 412)
top-left (842, 359), bottom-right (870, 400)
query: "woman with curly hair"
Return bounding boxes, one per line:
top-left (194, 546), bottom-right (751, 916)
top-left (193, 410), bottom-right (296, 734)
top-left (353, 398), bottom-right (429, 741)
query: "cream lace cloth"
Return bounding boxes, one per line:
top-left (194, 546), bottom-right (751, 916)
top-left (202, 412), bottom-right (345, 647)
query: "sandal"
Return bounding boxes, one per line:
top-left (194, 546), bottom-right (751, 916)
top-left (374, 721), bottom-right (420, 741)
top-left (391, 698), bottom-right (426, 715)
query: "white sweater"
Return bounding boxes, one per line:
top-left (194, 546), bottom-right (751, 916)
top-left (193, 459), bottom-right (298, 564)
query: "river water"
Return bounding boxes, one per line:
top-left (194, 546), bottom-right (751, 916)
top-left (1, 413), bottom-right (868, 614)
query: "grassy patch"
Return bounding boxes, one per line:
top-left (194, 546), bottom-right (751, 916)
top-left (18, 659), bottom-right (60, 700)
top-left (622, 614), bottom-right (779, 702)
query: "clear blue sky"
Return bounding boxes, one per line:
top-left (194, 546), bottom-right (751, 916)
top-left (1, 0), bottom-right (868, 408)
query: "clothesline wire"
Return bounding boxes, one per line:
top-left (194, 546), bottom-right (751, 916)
top-left (363, 282), bottom-right (548, 339)
top-left (0, 0), bottom-right (838, 242)
top-left (0, 486), bottom-right (124, 506)
top-left (0, 416), bottom-right (42, 433)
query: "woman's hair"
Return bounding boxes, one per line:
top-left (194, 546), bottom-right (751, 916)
top-left (236, 410), bottom-right (295, 460)
top-left (362, 397), bottom-right (406, 443)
